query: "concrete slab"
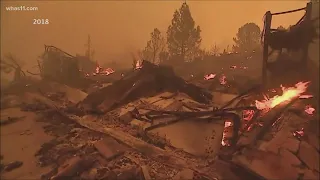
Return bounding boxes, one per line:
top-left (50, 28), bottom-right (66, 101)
top-left (150, 119), bottom-right (224, 156)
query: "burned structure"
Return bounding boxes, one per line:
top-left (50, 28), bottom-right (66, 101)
top-left (1, 2), bottom-right (319, 180)
top-left (261, 2), bottom-right (319, 88)
top-left (39, 45), bottom-right (96, 88)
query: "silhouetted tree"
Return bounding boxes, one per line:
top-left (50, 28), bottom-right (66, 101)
top-left (0, 53), bottom-right (25, 81)
top-left (167, 2), bottom-right (201, 62)
top-left (143, 28), bottom-right (166, 63)
top-left (159, 51), bottom-right (169, 63)
top-left (232, 23), bottom-right (261, 53)
top-left (210, 43), bottom-right (220, 56)
top-left (277, 25), bottom-right (286, 30)
top-left (85, 35), bottom-right (95, 61)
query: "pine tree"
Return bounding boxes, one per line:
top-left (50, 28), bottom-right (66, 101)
top-left (232, 23), bottom-right (261, 53)
top-left (143, 28), bottom-right (166, 63)
top-left (167, 2), bottom-right (201, 62)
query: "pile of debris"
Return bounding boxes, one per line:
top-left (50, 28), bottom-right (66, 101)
top-left (78, 60), bottom-right (212, 113)
top-left (0, 58), bottom-right (318, 180)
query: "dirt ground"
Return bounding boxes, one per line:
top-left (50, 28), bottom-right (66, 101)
top-left (0, 108), bottom-right (53, 179)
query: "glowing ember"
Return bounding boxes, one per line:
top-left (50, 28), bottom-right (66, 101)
top-left (204, 73), bottom-right (216, 80)
top-left (255, 81), bottom-right (312, 111)
top-left (219, 74), bottom-right (227, 85)
top-left (230, 65), bottom-right (237, 69)
top-left (293, 128), bottom-right (304, 139)
top-left (100, 68), bottom-right (115, 75)
top-left (135, 60), bottom-right (143, 70)
top-left (239, 66), bottom-right (248, 69)
top-left (305, 105), bottom-right (315, 115)
top-left (268, 89), bottom-right (277, 93)
top-left (243, 110), bottom-right (255, 121)
top-left (94, 66), bottom-right (115, 76)
top-left (221, 121), bottom-right (232, 146)
top-left (95, 66), bottom-right (101, 74)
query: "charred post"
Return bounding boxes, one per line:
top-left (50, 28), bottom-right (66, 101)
top-left (302, 2), bottom-right (312, 68)
top-left (262, 11), bottom-right (272, 87)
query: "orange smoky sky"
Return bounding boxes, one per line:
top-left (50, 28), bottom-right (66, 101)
top-left (1, 1), bottom-right (308, 68)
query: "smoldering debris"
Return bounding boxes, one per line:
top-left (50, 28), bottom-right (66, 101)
top-left (78, 60), bottom-right (213, 113)
top-left (0, 52), bottom-right (319, 180)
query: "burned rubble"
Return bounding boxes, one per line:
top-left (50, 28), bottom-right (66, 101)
top-left (1, 52), bottom-right (318, 180)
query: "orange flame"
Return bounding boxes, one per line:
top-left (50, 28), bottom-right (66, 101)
top-left (219, 74), bottom-right (227, 85)
top-left (221, 120), bottom-right (232, 146)
top-left (305, 105), bottom-right (315, 115)
top-left (255, 81), bottom-right (312, 111)
top-left (135, 60), bottom-right (143, 70)
top-left (204, 73), bottom-right (216, 80)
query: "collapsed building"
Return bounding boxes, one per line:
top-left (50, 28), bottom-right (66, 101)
top-left (39, 45), bottom-right (115, 89)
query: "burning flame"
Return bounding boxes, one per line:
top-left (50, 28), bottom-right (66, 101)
top-left (243, 110), bottom-right (255, 121)
top-left (221, 120), bottom-right (232, 147)
top-left (305, 105), bottom-right (315, 115)
top-left (293, 128), bottom-right (304, 139)
top-left (219, 74), bottom-right (227, 85)
top-left (204, 73), bottom-right (216, 80)
top-left (255, 81), bottom-right (312, 111)
top-left (230, 65), bottom-right (237, 69)
top-left (94, 66), bottom-right (115, 76)
top-left (95, 66), bottom-right (101, 74)
top-left (135, 60), bottom-right (143, 70)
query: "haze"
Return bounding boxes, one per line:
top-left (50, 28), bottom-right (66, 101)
top-left (1, 1), bottom-right (308, 68)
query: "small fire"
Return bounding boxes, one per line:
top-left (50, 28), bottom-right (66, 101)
top-left (305, 105), bottom-right (315, 115)
top-left (95, 66), bottom-right (101, 74)
top-left (204, 73), bottom-right (216, 80)
top-left (255, 81), bottom-right (312, 111)
top-left (94, 66), bottom-right (115, 76)
top-left (219, 74), bottom-right (227, 85)
top-left (242, 66), bottom-right (248, 69)
top-left (243, 110), bottom-right (255, 121)
top-left (221, 120), bottom-right (233, 146)
top-left (101, 68), bottom-right (115, 75)
top-left (293, 128), bottom-right (304, 139)
top-left (135, 60), bottom-right (143, 70)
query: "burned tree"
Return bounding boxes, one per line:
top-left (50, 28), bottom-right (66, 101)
top-left (0, 53), bottom-right (26, 81)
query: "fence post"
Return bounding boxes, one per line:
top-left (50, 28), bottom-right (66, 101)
top-left (302, 2), bottom-right (312, 69)
top-left (262, 11), bottom-right (272, 87)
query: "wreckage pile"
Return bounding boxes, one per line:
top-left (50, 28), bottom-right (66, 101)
top-left (78, 61), bottom-right (212, 113)
top-left (0, 59), bottom-right (319, 180)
